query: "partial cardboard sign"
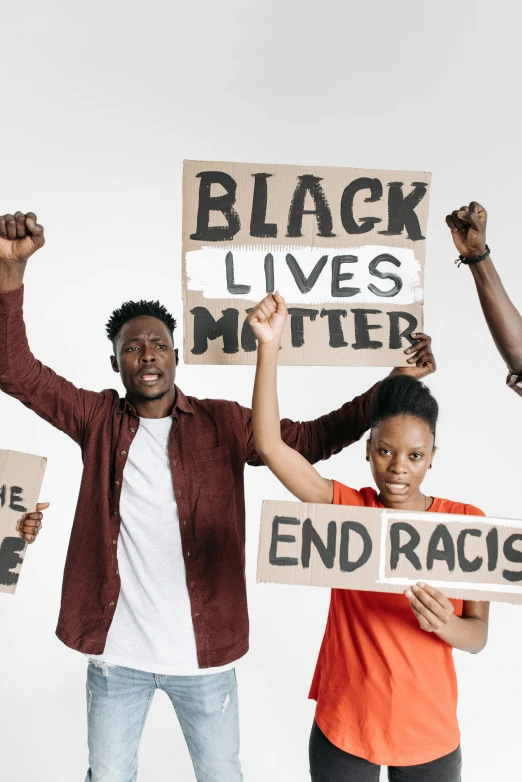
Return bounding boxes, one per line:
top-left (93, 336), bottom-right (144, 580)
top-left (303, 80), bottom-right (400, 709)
top-left (183, 160), bottom-right (431, 366)
top-left (257, 500), bottom-right (522, 604)
top-left (0, 450), bottom-right (47, 594)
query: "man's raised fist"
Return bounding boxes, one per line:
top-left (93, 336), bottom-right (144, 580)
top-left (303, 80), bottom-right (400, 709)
top-left (0, 212), bottom-right (45, 262)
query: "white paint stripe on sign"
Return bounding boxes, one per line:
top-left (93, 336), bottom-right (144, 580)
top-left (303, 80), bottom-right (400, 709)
top-left (186, 244), bottom-right (422, 305)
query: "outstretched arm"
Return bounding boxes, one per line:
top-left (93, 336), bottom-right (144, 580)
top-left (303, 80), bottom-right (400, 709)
top-left (0, 211), bottom-right (109, 444)
top-left (447, 201), bottom-right (522, 374)
top-left (244, 318), bottom-right (436, 467)
top-left (249, 293), bottom-right (333, 504)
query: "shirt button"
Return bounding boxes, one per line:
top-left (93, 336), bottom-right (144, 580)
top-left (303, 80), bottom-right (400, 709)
top-left (187, 551), bottom-right (191, 557)
top-left (115, 481), bottom-right (120, 487)
top-left (115, 569), bottom-right (119, 575)
top-left (129, 428), bottom-right (135, 433)
top-left (108, 602), bottom-right (115, 606)
top-left (121, 450), bottom-right (127, 456)
top-left (112, 511), bottom-right (118, 516)
top-left (112, 539), bottom-right (117, 545)
top-left (190, 581), bottom-right (195, 589)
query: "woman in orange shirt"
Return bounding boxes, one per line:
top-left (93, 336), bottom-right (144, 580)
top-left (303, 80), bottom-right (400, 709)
top-left (248, 292), bottom-right (489, 782)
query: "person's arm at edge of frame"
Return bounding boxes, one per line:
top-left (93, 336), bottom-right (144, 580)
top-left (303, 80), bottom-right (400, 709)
top-left (249, 292), bottom-right (334, 504)
top-left (0, 211), bottom-right (108, 444)
top-left (447, 201), bottom-right (522, 374)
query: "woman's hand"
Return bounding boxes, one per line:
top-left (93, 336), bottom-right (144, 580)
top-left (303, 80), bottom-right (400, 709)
top-left (247, 291), bottom-right (287, 347)
top-left (405, 582), bottom-right (454, 632)
top-left (15, 502), bottom-right (49, 544)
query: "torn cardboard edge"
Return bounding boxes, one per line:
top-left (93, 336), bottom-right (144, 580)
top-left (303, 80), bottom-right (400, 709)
top-left (0, 449), bottom-right (47, 595)
top-left (256, 500), bottom-right (522, 604)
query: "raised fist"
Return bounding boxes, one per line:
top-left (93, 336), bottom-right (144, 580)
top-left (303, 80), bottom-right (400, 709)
top-left (0, 211), bottom-right (45, 263)
top-left (445, 202), bottom-right (487, 259)
top-left (247, 292), bottom-right (288, 346)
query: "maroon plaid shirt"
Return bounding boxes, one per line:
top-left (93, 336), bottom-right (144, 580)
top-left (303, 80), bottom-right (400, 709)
top-left (0, 286), bottom-right (375, 667)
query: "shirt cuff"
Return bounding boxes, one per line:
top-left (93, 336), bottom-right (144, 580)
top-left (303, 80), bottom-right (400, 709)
top-left (0, 284), bottom-right (24, 314)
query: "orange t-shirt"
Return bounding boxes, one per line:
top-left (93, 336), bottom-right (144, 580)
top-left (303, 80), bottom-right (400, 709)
top-left (309, 482), bottom-right (485, 766)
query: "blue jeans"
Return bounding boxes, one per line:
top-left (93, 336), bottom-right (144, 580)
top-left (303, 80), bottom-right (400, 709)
top-left (84, 661), bottom-right (243, 782)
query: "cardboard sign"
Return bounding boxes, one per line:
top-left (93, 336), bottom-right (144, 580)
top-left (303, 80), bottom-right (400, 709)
top-left (0, 450), bottom-right (47, 594)
top-left (183, 160), bottom-right (431, 366)
top-left (257, 500), bottom-right (522, 604)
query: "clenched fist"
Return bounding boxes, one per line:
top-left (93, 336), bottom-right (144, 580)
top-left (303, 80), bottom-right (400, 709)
top-left (0, 211), bottom-right (45, 263)
top-left (445, 201), bottom-right (487, 259)
top-left (247, 292), bottom-right (288, 346)
top-left (15, 502), bottom-right (50, 544)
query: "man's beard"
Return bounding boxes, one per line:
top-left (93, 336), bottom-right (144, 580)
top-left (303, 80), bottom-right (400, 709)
top-left (133, 387), bottom-right (172, 403)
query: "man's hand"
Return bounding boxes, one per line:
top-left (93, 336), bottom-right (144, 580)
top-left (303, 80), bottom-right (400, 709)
top-left (391, 332), bottom-right (436, 380)
top-left (0, 211), bottom-right (45, 263)
top-left (15, 501), bottom-right (49, 544)
top-left (247, 291), bottom-right (287, 346)
top-left (405, 582), bottom-right (454, 633)
top-left (446, 201), bottom-right (487, 259)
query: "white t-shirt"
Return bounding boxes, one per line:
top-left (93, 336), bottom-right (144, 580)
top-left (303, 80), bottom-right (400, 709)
top-left (89, 416), bottom-right (237, 675)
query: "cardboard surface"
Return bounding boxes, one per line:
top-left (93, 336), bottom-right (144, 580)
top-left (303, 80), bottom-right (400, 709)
top-left (257, 500), bottom-right (522, 604)
top-left (183, 160), bottom-right (431, 366)
top-left (0, 450), bottom-right (47, 594)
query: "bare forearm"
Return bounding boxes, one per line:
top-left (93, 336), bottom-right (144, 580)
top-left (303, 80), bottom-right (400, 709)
top-left (436, 615), bottom-right (488, 654)
top-left (252, 341), bottom-right (333, 503)
top-left (0, 260), bottom-right (26, 291)
top-left (252, 344), bottom-right (283, 456)
top-left (470, 257), bottom-right (522, 373)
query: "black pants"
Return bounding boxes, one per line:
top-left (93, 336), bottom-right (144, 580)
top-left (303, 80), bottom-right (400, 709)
top-left (309, 721), bottom-right (462, 782)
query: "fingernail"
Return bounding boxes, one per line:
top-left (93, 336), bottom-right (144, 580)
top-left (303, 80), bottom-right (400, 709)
top-left (418, 582), bottom-right (425, 588)
top-left (405, 590), bottom-right (412, 598)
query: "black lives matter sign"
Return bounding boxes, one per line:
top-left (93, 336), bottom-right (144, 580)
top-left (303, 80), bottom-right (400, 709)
top-left (182, 161), bottom-right (431, 366)
top-left (0, 450), bottom-right (46, 594)
top-left (257, 501), bottom-right (522, 604)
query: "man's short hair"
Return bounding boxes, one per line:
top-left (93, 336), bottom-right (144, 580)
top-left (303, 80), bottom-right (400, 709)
top-left (106, 300), bottom-right (177, 344)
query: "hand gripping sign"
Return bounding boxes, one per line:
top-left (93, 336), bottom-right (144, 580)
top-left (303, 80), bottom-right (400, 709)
top-left (183, 160), bottom-right (431, 366)
top-left (0, 450), bottom-right (47, 594)
top-left (257, 501), bottom-right (522, 603)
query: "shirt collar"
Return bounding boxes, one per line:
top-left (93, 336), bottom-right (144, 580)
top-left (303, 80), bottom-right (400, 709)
top-left (173, 385), bottom-right (194, 414)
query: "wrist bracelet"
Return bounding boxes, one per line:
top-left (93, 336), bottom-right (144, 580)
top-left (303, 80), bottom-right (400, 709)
top-left (455, 244), bottom-right (490, 267)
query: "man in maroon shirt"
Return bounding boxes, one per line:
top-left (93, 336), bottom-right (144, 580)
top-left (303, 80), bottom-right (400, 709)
top-left (0, 211), bottom-right (435, 781)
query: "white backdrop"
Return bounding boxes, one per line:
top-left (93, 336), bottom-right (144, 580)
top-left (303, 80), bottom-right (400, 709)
top-left (1, 1), bottom-right (521, 779)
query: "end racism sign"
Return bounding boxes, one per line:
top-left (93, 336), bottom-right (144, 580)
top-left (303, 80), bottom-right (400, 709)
top-left (0, 450), bottom-right (47, 594)
top-left (257, 500), bottom-right (522, 604)
top-left (182, 160), bottom-right (431, 366)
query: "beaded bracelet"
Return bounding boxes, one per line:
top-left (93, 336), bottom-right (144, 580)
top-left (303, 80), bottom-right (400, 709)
top-left (455, 245), bottom-right (491, 267)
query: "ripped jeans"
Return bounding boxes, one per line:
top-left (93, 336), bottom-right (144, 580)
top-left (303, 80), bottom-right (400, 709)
top-left (84, 661), bottom-right (242, 782)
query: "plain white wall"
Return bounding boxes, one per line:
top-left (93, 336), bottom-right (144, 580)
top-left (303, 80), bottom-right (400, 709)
top-left (1, 1), bottom-right (521, 779)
